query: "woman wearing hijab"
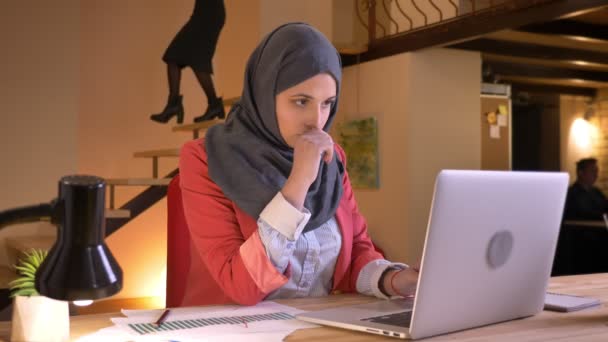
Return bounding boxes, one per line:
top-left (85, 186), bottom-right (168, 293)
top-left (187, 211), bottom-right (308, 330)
top-left (179, 23), bottom-right (418, 306)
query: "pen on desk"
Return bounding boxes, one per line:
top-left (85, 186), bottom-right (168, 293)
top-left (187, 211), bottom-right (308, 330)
top-left (153, 309), bottom-right (171, 327)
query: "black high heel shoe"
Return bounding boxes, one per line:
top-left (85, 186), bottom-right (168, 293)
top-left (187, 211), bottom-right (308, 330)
top-left (193, 97), bottom-right (225, 123)
top-left (150, 95), bottom-right (184, 124)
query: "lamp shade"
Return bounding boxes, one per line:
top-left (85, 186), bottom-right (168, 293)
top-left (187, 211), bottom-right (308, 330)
top-left (35, 175), bottom-right (122, 301)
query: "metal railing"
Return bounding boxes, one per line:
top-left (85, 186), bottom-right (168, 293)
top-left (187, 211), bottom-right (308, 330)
top-left (356, 0), bottom-right (513, 43)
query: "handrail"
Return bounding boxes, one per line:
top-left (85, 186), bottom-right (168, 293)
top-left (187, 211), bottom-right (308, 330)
top-left (411, 0), bottom-right (427, 26)
top-left (355, 0), bottom-right (527, 43)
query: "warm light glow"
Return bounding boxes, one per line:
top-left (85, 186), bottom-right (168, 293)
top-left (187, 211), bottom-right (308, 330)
top-left (571, 60), bottom-right (591, 66)
top-left (150, 266), bottom-right (167, 308)
top-left (571, 118), bottom-right (597, 150)
top-left (72, 300), bottom-right (93, 307)
top-left (569, 36), bottom-right (598, 43)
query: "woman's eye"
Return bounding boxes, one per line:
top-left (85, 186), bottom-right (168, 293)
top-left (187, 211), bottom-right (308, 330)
top-left (322, 100), bottom-right (335, 108)
top-left (294, 99), bottom-right (308, 106)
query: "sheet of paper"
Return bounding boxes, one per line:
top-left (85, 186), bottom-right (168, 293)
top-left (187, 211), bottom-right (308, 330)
top-left (544, 292), bottom-right (601, 312)
top-left (77, 326), bottom-right (293, 342)
top-left (121, 304), bottom-right (240, 318)
top-left (497, 114), bottom-right (507, 127)
top-left (498, 104), bottom-right (508, 115)
top-left (490, 125), bottom-right (500, 139)
top-left (78, 301), bottom-right (317, 341)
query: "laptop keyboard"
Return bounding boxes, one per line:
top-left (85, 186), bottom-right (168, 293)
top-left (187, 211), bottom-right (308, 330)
top-left (361, 311), bottom-right (413, 328)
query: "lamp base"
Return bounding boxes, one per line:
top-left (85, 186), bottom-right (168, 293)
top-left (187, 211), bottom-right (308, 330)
top-left (11, 295), bottom-right (69, 342)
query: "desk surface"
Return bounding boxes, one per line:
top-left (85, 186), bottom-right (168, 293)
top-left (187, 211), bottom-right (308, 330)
top-left (563, 220), bottom-right (607, 228)
top-left (1, 273), bottom-right (607, 341)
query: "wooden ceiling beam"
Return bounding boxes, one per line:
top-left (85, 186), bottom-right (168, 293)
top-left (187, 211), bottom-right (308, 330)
top-left (499, 76), bottom-right (608, 88)
top-left (518, 20), bottom-right (608, 41)
top-left (483, 53), bottom-right (608, 72)
top-left (487, 61), bottom-right (608, 83)
top-left (510, 83), bottom-right (597, 97)
top-left (343, 0), bottom-right (608, 66)
top-left (451, 39), bottom-right (608, 65)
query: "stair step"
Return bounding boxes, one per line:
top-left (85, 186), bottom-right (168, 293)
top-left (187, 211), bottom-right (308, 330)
top-left (133, 148), bottom-right (180, 158)
top-left (106, 209), bottom-right (130, 218)
top-left (171, 96), bottom-right (237, 138)
top-left (222, 96), bottom-right (239, 107)
top-left (172, 118), bottom-right (225, 133)
top-left (105, 178), bottom-right (172, 186)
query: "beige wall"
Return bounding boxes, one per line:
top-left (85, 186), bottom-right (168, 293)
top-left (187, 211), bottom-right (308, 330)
top-left (77, 0), bottom-right (260, 300)
top-left (259, 0), bottom-right (368, 49)
top-left (404, 49), bottom-right (481, 262)
top-left (559, 95), bottom-right (595, 186)
top-left (334, 53), bottom-right (411, 262)
top-left (0, 1), bottom-right (79, 264)
top-left (336, 48), bottom-right (481, 264)
top-left (259, 0), bottom-right (333, 39)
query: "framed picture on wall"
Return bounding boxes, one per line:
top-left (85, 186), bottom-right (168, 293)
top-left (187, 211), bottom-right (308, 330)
top-left (336, 117), bottom-right (379, 189)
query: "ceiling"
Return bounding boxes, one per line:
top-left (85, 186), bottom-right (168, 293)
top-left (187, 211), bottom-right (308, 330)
top-left (449, 6), bottom-right (608, 97)
top-left (341, 1), bottom-right (608, 98)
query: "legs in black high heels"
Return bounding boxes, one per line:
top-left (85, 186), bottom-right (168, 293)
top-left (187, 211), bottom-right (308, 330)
top-left (150, 94), bottom-right (184, 124)
top-left (151, 64), bottom-right (225, 124)
top-left (192, 70), bottom-right (225, 122)
top-left (150, 64), bottom-right (184, 124)
top-left (193, 96), bottom-right (225, 122)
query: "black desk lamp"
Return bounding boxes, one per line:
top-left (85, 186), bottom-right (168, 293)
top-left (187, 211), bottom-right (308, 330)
top-left (0, 175), bottom-right (122, 301)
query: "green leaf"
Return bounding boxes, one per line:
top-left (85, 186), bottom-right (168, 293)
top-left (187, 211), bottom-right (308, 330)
top-left (10, 249), bottom-right (47, 297)
top-left (15, 263), bottom-right (36, 274)
top-left (14, 266), bottom-right (35, 278)
top-left (10, 282), bottom-right (35, 290)
top-left (8, 278), bottom-right (34, 287)
top-left (11, 288), bottom-right (38, 298)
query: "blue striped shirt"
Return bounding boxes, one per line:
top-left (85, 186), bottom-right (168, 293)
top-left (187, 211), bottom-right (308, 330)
top-left (257, 192), bottom-right (405, 300)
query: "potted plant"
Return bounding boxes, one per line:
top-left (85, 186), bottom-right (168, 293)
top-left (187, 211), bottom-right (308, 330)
top-left (10, 249), bottom-right (69, 342)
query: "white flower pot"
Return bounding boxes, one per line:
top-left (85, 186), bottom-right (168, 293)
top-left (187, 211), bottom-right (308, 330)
top-left (11, 296), bottom-right (69, 342)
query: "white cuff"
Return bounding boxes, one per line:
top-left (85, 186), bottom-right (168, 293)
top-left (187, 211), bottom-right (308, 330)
top-left (259, 192), bottom-right (311, 240)
top-left (356, 260), bottom-right (408, 300)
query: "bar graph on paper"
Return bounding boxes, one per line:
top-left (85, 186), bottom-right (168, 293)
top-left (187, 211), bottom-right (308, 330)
top-left (128, 311), bottom-right (295, 335)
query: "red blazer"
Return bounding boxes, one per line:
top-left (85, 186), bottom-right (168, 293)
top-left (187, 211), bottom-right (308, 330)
top-left (178, 138), bottom-right (383, 306)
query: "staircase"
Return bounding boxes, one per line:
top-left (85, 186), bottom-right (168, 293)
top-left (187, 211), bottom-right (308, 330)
top-left (0, 99), bottom-right (236, 298)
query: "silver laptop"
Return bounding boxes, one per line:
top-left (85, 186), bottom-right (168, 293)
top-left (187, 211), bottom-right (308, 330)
top-left (297, 170), bottom-right (569, 339)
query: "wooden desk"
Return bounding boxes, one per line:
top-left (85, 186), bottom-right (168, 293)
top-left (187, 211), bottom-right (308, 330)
top-left (563, 220), bottom-right (607, 229)
top-left (1, 274), bottom-right (607, 341)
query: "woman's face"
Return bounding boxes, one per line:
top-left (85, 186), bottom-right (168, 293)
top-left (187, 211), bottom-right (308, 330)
top-left (275, 73), bottom-right (337, 147)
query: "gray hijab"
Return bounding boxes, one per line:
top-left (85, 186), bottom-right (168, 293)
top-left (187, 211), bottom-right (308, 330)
top-left (205, 23), bottom-right (344, 232)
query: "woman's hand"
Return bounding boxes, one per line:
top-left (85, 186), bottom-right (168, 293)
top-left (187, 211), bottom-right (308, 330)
top-left (281, 129), bottom-right (334, 210)
top-left (291, 129), bottom-right (334, 184)
top-left (382, 266), bottom-right (420, 298)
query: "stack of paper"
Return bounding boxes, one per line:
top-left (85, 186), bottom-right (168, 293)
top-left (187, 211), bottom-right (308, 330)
top-left (544, 292), bottom-right (601, 312)
top-left (77, 301), bottom-right (318, 341)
